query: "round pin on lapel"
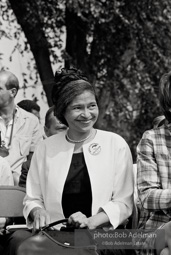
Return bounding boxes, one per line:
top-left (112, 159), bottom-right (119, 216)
top-left (88, 143), bottom-right (101, 155)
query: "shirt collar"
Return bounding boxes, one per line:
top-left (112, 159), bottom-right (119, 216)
top-left (0, 105), bottom-right (19, 124)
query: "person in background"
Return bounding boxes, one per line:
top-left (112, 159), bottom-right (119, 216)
top-left (17, 99), bottom-right (40, 121)
top-left (17, 99), bottom-right (44, 139)
top-left (44, 106), bottom-right (67, 137)
top-left (0, 70), bottom-right (42, 185)
top-left (137, 71), bottom-right (171, 255)
top-left (152, 115), bottom-right (166, 128)
top-left (19, 106), bottom-right (67, 188)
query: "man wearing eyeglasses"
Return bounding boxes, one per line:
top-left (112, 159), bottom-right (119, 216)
top-left (0, 70), bottom-right (42, 185)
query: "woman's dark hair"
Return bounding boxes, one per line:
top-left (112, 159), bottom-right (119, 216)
top-left (159, 71), bottom-right (171, 122)
top-left (51, 67), bottom-right (97, 126)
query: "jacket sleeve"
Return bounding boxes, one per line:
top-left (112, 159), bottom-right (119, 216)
top-left (23, 144), bottom-right (45, 228)
top-left (137, 131), bottom-right (171, 211)
top-left (100, 141), bottom-right (134, 229)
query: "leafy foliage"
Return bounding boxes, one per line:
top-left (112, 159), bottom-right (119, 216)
top-left (1, 0), bottom-right (171, 160)
top-left (65, 0), bottom-right (171, 160)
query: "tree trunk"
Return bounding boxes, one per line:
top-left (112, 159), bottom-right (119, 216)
top-left (8, 0), bottom-right (54, 106)
top-left (65, 7), bottom-right (89, 74)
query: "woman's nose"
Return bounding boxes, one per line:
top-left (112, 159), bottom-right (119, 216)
top-left (81, 109), bottom-right (90, 118)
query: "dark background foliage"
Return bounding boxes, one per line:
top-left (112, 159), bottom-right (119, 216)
top-left (1, 0), bottom-right (171, 161)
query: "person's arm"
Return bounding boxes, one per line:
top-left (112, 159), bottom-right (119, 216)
top-left (88, 211), bottom-right (110, 229)
top-left (23, 143), bottom-right (47, 228)
top-left (0, 218), bottom-right (8, 232)
top-left (100, 141), bottom-right (134, 229)
top-left (29, 207), bottom-right (50, 231)
top-left (68, 211), bottom-right (109, 229)
top-left (0, 157), bottom-right (14, 185)
top-left (0, 158), bottom-right (14, 231)
top-left (137, 131), bottom-right (171, 210)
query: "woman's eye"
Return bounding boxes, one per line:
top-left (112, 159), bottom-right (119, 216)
top-left (89, 104), bottom-right (96, 109)
top-left (73, 107), bottom-right (81, 110)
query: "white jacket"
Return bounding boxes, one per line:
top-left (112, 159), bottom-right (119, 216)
top-left (23, 129), bottom-right (134, 229)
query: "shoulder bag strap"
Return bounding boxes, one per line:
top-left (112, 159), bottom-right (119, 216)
top-left (41, 218), bottom-right (68, 231)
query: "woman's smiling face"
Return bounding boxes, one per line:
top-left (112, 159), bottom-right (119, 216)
top-left (64, 90), bottom-right (99, 135)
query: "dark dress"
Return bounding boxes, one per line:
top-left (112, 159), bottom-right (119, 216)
top-left (62, 152), bottom-right (92, 218)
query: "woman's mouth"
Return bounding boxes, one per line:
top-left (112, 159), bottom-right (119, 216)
top-left (79, 119), bottom-right (92, 124)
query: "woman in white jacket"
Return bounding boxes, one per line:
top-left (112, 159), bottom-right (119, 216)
top-left (24, 67), bottom-right (134, 232)
top-left (2, 68), bottom-right (134, 255)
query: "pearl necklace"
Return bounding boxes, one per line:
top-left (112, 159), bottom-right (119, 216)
top-left (66, 131), bottom-right (93, 143)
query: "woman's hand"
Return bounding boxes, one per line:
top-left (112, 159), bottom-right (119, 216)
top-left (68, 211), bottom-right (110, 230)
top-left (0, 218), bottom-right (6, 235)
top-left (30, 208), bottom-right (51, 232)
top-left (68, 212), bottom-right (88, 228)
top-left (68, 212), bottom-right (96, 229)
